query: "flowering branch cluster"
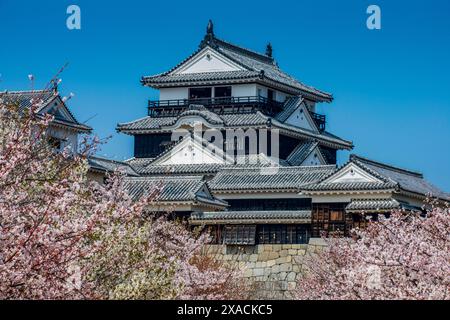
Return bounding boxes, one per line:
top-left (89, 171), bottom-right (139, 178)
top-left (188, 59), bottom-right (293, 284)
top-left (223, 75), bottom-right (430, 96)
top-left (0, 98), bottom-right (244, 300)
top-left (296, 206), bottom-right (450, 300)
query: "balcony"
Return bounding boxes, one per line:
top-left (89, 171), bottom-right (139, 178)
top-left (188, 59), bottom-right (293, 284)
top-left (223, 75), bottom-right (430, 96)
top-left (148, 96), bottom-right (284, 117)
top-left (311, 112), bottom-right (326, 132)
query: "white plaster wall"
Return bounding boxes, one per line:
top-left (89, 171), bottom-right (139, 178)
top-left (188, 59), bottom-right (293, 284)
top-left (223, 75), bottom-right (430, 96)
top-left (285, 105), bottom-right (316, 131)
top-left (256, 84), bottom-right (289, 102)
top-left (301, 150), bottom-right (324, 166)
top-left (310, 193), bottom-right (393, 203)
top-left (232, 84), bottom-right (257, 97)
top-left (159, 87), bottom-right (189, 100)
top-left (47, 126), bottom-right (78, 154)
top-left (174, 48), bottom-right (243, 74)
top-left (158, 84), bottom-right (290, 101)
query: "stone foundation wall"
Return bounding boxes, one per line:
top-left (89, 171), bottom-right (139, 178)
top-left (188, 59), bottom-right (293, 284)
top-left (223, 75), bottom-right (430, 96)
top-left (203, 238), bottom-right (326, 300)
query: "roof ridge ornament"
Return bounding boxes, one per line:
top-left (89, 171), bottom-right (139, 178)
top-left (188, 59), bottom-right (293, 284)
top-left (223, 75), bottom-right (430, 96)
top-left (265, 42), bottom-right (273, 58)
top-left (206, 19), bottom-right (214, 36)
top-left (200, 19), bottom-right (217, 49)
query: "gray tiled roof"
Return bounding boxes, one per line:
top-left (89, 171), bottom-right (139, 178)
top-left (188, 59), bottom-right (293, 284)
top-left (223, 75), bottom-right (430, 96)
top-left (0, 90), bottom-right (56, 113)
top-left (286, 141), bottom-right (319, 166)
top-left (345, 198), bottom-right (401, 212)
top-left (88, 156), bottom-right (138, 176)
top-left (138, 163), bottom-right (224, 175)
top-left (274, 96), bottom-right (303, 122)
top-left (302, 155), bottom-right (449, 200)
top-left (208, 165), bottom-right (336, 192)
top-left (134, 154), bottom-right (286, 176)
top-left (142, 70), bottom-right (259, 85)
top-left (117, 109), bottom-right (352, 149)
top-left (270, 118), bottom-right (353, 149)
top-left (350, 155), bottom-right (450, 200)
top-left (190, 210), bottom-right (311, 224)
top-left (124, 157), bottom-right (156, 173)
top-left (141, 35), bottom-right (332, 102)
top-left (178, 105), bottom-right (224, 125)
top-left (117, 111), bottom-right (269, 132)
top-left (123, 176), bottom-right (227, 208)
top-left (0, 90), bottom-right (92, 132)
top-left (302, 181), bottom-right (397, 192)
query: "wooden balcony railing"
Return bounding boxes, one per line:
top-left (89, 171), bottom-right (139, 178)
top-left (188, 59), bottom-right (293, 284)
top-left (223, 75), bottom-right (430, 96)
top-left (148, 96), bottom-right (284, 117)
top-left (311, 112), bottom-right (326, 131)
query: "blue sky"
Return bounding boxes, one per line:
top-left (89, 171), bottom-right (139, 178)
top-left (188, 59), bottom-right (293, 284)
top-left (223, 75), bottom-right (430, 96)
top-left (1, 0), bottom-right (449, 191)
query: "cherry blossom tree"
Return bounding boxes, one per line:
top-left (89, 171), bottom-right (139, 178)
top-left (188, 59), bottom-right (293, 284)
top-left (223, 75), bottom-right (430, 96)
top-left (0, 95), bottom-right (244, 300)
top-left (296, 206), bottom-right (450, 300)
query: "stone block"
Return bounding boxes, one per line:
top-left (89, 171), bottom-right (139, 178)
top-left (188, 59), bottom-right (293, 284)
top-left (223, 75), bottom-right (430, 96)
top-left (287, 272), bottom-right (296, 282)
top-left (243, 268), bottom-right (253, 277)
top-left (254, 245), bottom-right (263, 254)
top-left (279, 263), bottom-right (292, 272)
top-left (249, 254), bottom-right (258, 262)
top-left (253, 268), bottom-right (264, 277)
top-left (266, 259), bottom-right (276, 267)
top-left (272, 245), bottom-right (282, 252)
top-left (268, 252), bottom-right (279, 260)
top-left (258, 252), bottom-right (269, 261)
top-left (280, 250), bottom-right (288, 257)
top-left (271, 265), bottom-right (280, 274)
top-left (308, 238), bottom-right (327, 246)
top-left (279, 272), bottom-right (287, 280)
top-left (288, 281), bottom-right (297, 291)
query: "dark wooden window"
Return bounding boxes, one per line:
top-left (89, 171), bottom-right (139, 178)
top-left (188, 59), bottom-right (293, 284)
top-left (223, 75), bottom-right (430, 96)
top-left (189, 87), bottom-right (212, 99)
top-left (267, 89), bottom-right (274, 101)
top-left (48, 136), bottom-right (62, 151)
top-left (226, 198), bottom-right (311, 211)
top-left (214, 86), bottom-right (232, 97)
top-left (352, 213), bottom-right (384, 229)
top-left (134, 134), bottom-right (172, 158)
top-left (211, 224), bottom-right (310, 245)
top-left (223, 225), bottom-right (256, 245)
top-left (312, 203), bottom-right (351, 237)
top-left (257, 225), bottom-right (310, 244)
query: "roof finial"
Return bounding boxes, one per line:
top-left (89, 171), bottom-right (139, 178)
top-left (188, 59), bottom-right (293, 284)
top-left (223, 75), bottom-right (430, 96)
top-left (50, 78), bottom-right (61, 94)
top-left (206, 19), bottom-right (214, 36)
top-left (265, 42), bottom-right (273, 58)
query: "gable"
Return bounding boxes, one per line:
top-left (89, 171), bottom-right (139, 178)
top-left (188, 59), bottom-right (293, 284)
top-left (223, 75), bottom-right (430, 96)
top-left (300, 146), bottom-right (327, 166)
top-left (324, 163), bottom-right (383, 184)
top-left (152, 136), bottom-right (232, 166)
top-left (172, 47), bottom-right (244, 74)
top-left (284, 103), bottom-right (318, 132)
top-left (196, 184), bottom-right (214, 199)
top-left (40, 97), bottom-right (78, 124)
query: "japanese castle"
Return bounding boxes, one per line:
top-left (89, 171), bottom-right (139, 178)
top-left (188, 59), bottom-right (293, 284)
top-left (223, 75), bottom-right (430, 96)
top-left (114, 21), bottom-right (449, 244)
top-left (4, 21), bottom-right (448, 246)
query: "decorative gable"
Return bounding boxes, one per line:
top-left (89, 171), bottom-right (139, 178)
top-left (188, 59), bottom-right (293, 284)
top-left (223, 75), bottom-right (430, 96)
top-left (324, 163), bottom-right (383, 184)
top-left (152, 135), bottom-right (233, 166)
top-left (284, 103), bottom-right (318, 132)
top-left (172, 47), bottom-right (244, 74)
top-left (300, 146), bottom-right (327, 166)
top-left (40, 97), bottom-right (78, 124)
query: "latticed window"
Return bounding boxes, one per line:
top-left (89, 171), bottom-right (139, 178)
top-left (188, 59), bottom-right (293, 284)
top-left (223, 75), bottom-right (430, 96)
top-left (223, 225), bottom-right (256, 245)
top-left (312, 203), bottom-right (351, 237)
top-left (257, 225), bottom-right (310, 244)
